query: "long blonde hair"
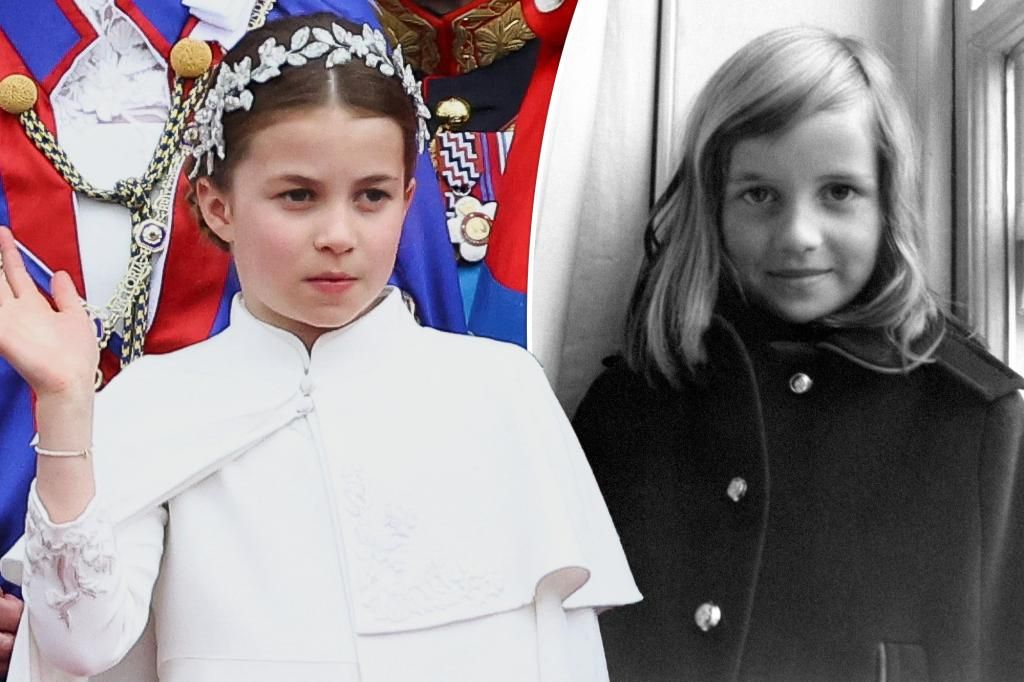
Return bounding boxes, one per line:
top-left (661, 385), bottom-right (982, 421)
top-left (627, 26), bottom-right (938, 386)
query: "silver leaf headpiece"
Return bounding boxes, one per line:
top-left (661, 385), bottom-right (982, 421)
top-left (185, 22), bottom-right (431, 179)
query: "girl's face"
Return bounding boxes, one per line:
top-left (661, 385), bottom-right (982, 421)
top-left (720, 100), bottom-right (883, 324)
top-left (196, 104), bottom-right (415, 347)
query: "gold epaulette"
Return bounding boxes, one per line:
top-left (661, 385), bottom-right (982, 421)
top-left (376, 0), bottom-right (535, 76)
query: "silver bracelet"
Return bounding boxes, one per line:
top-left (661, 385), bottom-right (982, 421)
top-left (34, 445), bottom-right (91, 458)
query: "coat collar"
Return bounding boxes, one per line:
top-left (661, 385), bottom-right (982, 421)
top-left (812, 323), bottom-right (944, 374)
top-left (709, 283), bottom-right (1024, 400)
top-left (711, 281), bottom-right (945, 376)
top-left (224, 286), bottom-right (417, 379)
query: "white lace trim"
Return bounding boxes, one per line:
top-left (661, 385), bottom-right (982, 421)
top-left (24, 498), bottom-right (116, 628)
top-left (52, 0), bottom-right (169, 129)
top-left (340, 468), bottom-right (505, 624)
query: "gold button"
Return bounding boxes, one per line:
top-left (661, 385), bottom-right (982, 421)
top-left (788, 372), bottom-right (813, 394)
top-left (170, 38), bottom-right (213, 78)
top-left (435, 96), bottom-right (471, 130)
top-left (0, 74), bottom-right (37, 114)
top-left (694, 602), bottom-right (721, 632)
top-left (726, 477), bottom-right (747, 502)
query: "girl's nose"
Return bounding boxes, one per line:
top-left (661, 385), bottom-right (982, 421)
top-left (313, 207), bottom-right (357, 253)
top-left (773, 199), bottom-right (824, 253)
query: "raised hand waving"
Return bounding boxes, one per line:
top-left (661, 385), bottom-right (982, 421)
top-left (0, 227), bottom-right (98, 400)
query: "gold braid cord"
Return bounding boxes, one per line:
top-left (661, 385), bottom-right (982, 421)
top-left (17, 76), bottom-right (209, 365)
top-left (248, 0), bottom-right (276, 30)
top-left (12, 0), bottom-right (277, 371)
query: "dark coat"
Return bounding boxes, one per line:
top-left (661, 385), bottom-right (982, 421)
top-left (574, 308), bottom-right (1024, 682)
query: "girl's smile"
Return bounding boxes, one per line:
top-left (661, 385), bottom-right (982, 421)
top-left (768, 268), bottom-right (833, 284)
top-left (721, 99), bottom-right (883, 324)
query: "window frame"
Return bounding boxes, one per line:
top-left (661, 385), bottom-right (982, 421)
top-left (954, 0), bottom-right (1024, 364)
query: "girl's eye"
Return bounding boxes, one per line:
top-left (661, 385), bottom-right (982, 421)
top-left (359, 188), bottom-right (391, 205)
top-left (824, 184), bottom-right (856, 201)
top-left (280, 189), bottom-right (313, 203)
top-left (741, 187), bottom-right (774, 204)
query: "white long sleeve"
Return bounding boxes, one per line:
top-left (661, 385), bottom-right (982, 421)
top-left (22, 484), bottom-right (166, 677)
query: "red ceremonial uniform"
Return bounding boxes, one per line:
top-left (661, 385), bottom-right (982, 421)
top-left (377, 0), bottom-right (577, 346)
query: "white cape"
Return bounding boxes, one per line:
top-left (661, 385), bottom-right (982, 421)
top-left (2, 292), bottom-right (640, 680)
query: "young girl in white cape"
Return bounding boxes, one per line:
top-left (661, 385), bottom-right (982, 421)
top-left (0, 13), bottom-right (639, 681)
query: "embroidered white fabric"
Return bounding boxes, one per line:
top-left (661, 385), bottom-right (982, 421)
top-left (23, 488), bottom-right (116, 628)
top-left (48, 0), bottom-right (171, 316)
top-left (53, 0), bottom-right (169, 130)
top-left (21, 483), bottom-right (167, 677)
top-left (335, 467), bottom-right (505, 624)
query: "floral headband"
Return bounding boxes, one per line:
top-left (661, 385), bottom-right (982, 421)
top-left (185, 22), bottom-right (431, 178)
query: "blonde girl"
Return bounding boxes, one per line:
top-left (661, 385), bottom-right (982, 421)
top-left (575, 26), bottom-right (1024, 681)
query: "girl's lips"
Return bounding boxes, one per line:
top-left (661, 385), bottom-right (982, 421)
top-left (307, 272), bottom-right (356, 282)
top-left (768, 268), bottom-right (832, 279)
top-left (766, 269), bottom-right (832, 293)
top-left (306, 274), bottom-right (357, 293)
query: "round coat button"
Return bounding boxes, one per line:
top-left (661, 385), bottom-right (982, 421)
top-left (788, 372), bottom-right (813, 394)
top-left (296, 397), bottom-right (315, 415)
top-left (299, 374), bottom-right (313, 396)
top-left (435, 96), bottom-right (471, 129)
top-left (0, 74), bottom-right (37, 114)
top-left (694, 602), bottom-right (721, 632)
top-left (169, 38), bottom-right (213, 78)
top-left (726, 477), bottom-right (748, 502)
